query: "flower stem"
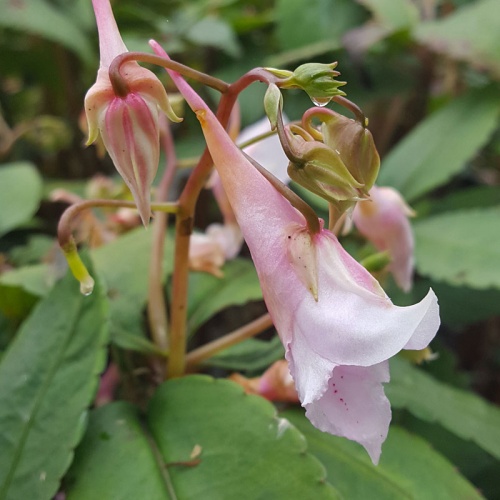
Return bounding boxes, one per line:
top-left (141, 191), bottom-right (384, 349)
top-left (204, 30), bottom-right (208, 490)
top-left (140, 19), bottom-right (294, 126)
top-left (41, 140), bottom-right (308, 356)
top-left (147, 117), bottom-right (177, 355)
top-left (109, 52), bottom-right (230, 94)
top-left (186, 313), bottom-right (273, 370)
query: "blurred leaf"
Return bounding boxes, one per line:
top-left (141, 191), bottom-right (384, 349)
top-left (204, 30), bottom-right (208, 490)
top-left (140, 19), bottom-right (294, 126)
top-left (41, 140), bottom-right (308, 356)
top-left (378, 87), bottom-right (500, 201)
top-left (0, 283), bottom-right (38, 322)
top-left (8, 235), bottom-right (54, 266)
top-left (92, 228), bottom-right (174, 348)
top-left (413, 207), bottom-right (500, 289)
top-left (186, 258), bottom-right (263, 336)
top-left (66, 403), bottom-right (169, 500)
top-left (0, 264), bottom-right (109, 500)
top-left (0, 263), bottom-right (54, 298)
top-left (357, 0), bottom-right (419, 31)
top-left (0, 0), bottom-right (94, 63)
top-left (416, 0), bottom-right (500, 77)
top-left (284, 409), bottom-right (482, 499)
top-left (148, 376), bottom-right (340, 498)
top-left (276, 0), bottom-right (366, 51)
top-left (414, 186), bottom-right (500, 218)
top-left (0, 163), bottom-right (42, 238)
top-left (387, 357), bottom-right (500, 460)
top-left (204, 336), bottom-right (285, 373)
top-left (185, 16), bottom-right (242, 58)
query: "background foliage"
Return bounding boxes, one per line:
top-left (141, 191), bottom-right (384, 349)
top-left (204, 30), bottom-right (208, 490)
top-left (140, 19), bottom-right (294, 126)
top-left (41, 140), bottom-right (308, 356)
top-left (1, 0), bottom-right (500, 498)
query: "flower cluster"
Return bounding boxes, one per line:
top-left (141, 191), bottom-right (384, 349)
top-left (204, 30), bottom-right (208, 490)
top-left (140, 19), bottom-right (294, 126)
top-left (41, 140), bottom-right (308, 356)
top-left (85, 0), bottom-right (440, 465)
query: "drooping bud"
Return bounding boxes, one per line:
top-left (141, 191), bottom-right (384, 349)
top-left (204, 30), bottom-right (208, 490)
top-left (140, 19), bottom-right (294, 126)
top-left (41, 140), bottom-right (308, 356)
top-left (263, 84), bottom-right (282, 130)
top-left (320, 109), bottom-right (380, 192)
top-left (268, 62), bottom-right (346, 106)
top-left (85, 0), bottom-right (181, 225)
top-left (283, 127), bottom-right (365, 204)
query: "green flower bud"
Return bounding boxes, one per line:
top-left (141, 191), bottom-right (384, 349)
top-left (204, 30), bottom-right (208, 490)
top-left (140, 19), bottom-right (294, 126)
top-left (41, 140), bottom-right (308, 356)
top-left (287, 137), bottom-right (364, 204)
top-left (263, 84), bottom-right (283, 130)
top-left (271, 63), bottom-right (346, 104)
top-left (321, 111), bottom-right (380, 192)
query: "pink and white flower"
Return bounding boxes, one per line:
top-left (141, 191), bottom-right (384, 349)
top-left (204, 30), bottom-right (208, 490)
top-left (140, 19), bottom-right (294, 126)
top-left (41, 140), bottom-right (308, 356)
top-left (154, 41), bottom-right (440, 464)
top-left (85, 0), bottom-right (180, 225)
top-left (353, 186), bottom-right (415, 292)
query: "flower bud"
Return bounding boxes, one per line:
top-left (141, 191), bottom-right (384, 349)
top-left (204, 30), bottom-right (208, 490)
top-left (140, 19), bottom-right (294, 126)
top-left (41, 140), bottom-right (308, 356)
top-left (321, 110), bottom-right (380, 192)
top-left (285, 130), bottom-right (365, 204)
top-left (269, 62), bottom-right (346, 105)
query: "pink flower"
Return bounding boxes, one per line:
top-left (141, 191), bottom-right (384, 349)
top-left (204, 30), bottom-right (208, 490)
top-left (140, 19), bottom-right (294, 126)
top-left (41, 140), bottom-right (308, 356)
top-left (154, 42), bottom-right (439, 464)
top-left (85, 0), bottom-right (180, 225)
top-left (353, 186), bottom-right (415, 292)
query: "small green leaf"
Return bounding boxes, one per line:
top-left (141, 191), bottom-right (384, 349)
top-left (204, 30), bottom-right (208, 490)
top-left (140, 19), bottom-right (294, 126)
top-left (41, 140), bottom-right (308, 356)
top-left (378, 88), bottom-right (500, 201)
top-left (0, 264), bottom-right (109, 500)
top-left (416, 0), bottom-right (500, 77)
top-left (186, 259), bottom-right (263, 336)
top-left (66, 403), bottom-right (170, 500)
top-left (0, 163), bottom-right (43, 237)
top-left (387, 357), bottom-right (500, 460)
top-left (284, 410), bottom-right (482, 499)
top-left (148, 376), bottom-right (340, 499)
top-left (0, 0), bottom-right (93, 63)
top-left (413, 207), bottom-right (500, 289)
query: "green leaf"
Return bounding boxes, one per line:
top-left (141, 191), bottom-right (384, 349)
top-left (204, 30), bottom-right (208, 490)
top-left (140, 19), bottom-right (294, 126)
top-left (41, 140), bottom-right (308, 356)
top-left (185, 16), bottom-right (242, 58)
top-left (0, 263), bottom-right (54, 299)
top-left (284, 410), bottom-right (482, 499)
top-left (204, 336), bottom-right (285, 373)
top-left (0, 0), bottom-right (93, 63)
top-left (276, 0), bottom-right (366, 51)
top-left (413, 207), bottom-right (500, 288)
top-left (0, 163), bottom-right (43, 237)
top-left (66, 403), bottom-right (170, 500)
top-left (416, 0), bottom-right (500, 77)
top-left (387, 357), bottom-right (500, 460)
top-left (186, 258), bottom-right (263, 336)
top-left (0, 264), bottom-right (109, 500)
top-left (378, 87), bottom-right (500, 201)
top-left (148, 376), bottom-right (340, 499)
top-left (357, 0), bottom-right (419, 32)
top-left (92, 228), bottom-right (173, 348)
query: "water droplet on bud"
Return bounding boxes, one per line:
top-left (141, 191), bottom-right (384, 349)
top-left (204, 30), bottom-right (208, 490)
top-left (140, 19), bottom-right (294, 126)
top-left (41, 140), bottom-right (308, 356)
top-left (310, 96), bottom-right (332, 107)
top-left (80, 276), bottom-right (95, 296)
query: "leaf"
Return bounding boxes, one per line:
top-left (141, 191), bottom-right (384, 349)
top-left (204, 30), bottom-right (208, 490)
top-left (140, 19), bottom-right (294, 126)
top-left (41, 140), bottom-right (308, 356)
top-left (357, 0), bottom-right (419, 32)
top-left (413, 207), bottom-right (500, 289)
top-left (66, 403), bottom-right (170, 500)
top-left (185, 16), bottom-right (242, 58)
top-left (148, 376), bottom-right (340, 499)
top-left (91, 228), bottom-right (173, 348)
top-left (0, 163), bottom-right (43, 237)
top-left (284, 409), bottom-right (482, 499)
top-left (378, 87), bottom-right (500, 201)
top-left (416, 0), bottom-right (500, 77)
top-left (186, 258), bottom-right (263, 336)
top-left (0, 0), bottom-right (93, 63)
top-left (387, 357), bottom-right (500, 460)
top-left (276, 0), bottom-right (366, 51)
top-left (0, 264), bottom-right (109, 500)
top-left (204, 336), bottom-right (285, 373)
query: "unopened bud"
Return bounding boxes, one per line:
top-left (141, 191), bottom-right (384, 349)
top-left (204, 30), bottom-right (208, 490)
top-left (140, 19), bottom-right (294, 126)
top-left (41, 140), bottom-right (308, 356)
top-left (287, 136), bottom-right (364, 204)
top-left (321, 110), bottom-right (380, 192)
top-left (271, 62), bottom-right (346, 104)
top-left (263, 84), bottom-right (282, 130)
